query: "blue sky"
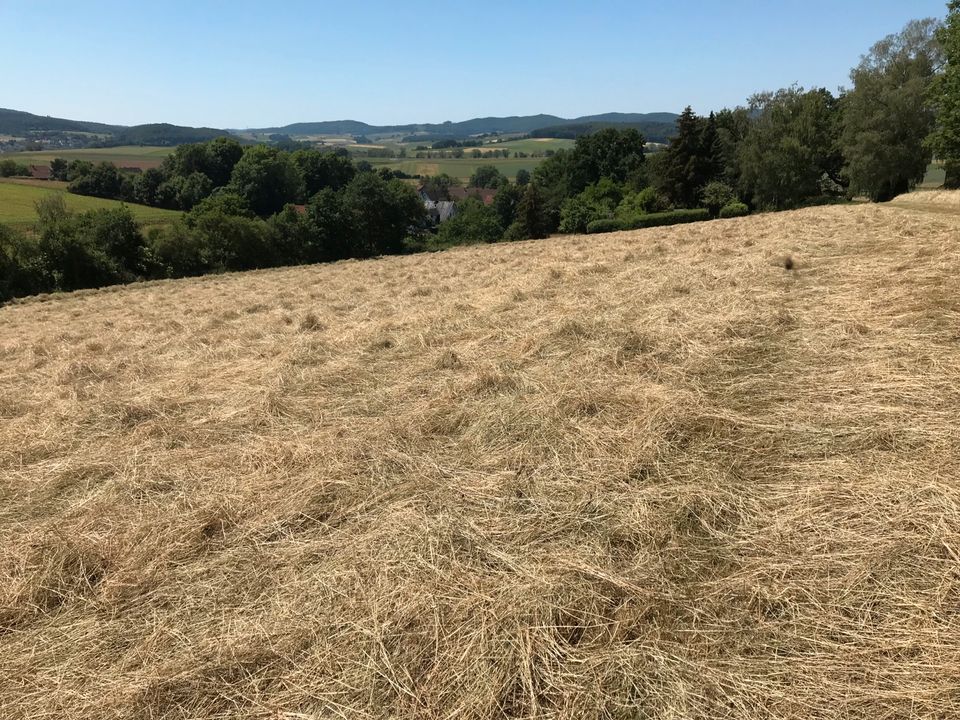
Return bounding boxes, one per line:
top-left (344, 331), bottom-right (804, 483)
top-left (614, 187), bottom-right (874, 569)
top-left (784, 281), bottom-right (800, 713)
top-left (1, 0), bottom-right (949, 128)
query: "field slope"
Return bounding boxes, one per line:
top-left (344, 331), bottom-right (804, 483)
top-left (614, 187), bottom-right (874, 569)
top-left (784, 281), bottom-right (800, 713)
top-left (1, 197), bottom-right (959, 718)
top-left (0, 179), bottom-right (182, 226)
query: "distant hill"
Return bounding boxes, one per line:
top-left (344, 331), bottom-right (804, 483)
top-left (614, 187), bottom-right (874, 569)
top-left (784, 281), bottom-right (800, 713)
top-left (0, 108), bottom-right (121, 136)
top-left (531, 120), bottom-right (678, 144)
top-left (114, 123), bottom-right (231, 146)
top-left (1, 108), bottom-right (680, 149)
top-left (243, 112), bottom-right (680, 140)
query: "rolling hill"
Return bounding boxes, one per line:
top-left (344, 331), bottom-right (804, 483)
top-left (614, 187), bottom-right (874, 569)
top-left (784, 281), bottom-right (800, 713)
top-left (241, 112), bottom-right (681, 139)
top-left (1, 194), bottom-right (958, 719)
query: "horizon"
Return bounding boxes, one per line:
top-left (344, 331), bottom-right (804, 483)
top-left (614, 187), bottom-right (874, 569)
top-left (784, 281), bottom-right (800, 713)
top-left (1, 0), bottom-right (948, 128)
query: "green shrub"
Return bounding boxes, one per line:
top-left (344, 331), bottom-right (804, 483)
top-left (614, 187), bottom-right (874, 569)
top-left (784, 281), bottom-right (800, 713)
top-left (616, 187), bottom-right (667, 218)
top-left (558, 195), bottom-right (607, 233)
top-left (701, 181), bottom-right (736, 216)
top-left (719, 202), bottom-right (750, 218)
top-left (586, 218), bottom-right (626, 234)
top-left (588, 209), bottom-right (710, 234)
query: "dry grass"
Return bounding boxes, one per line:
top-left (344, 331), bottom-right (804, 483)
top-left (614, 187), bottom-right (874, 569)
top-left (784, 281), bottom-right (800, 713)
top-left (2, 195), bottom-right (960, 719)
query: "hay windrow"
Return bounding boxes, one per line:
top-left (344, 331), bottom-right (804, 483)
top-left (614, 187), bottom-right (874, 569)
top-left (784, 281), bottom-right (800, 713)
top-left (1, 197), bottom-right (959, 718)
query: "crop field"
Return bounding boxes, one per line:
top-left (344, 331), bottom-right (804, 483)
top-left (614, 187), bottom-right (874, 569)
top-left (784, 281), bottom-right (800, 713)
top-left (0, 179), bottom-right (182, 226)
top-left (1, 194), bottom-right (959, 719)
top-left (0, 145), bottom-right (173, 169)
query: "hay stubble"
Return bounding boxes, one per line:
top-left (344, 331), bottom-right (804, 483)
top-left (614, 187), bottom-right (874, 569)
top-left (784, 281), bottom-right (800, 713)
top-left (1, 199), bottom-right (959, 718)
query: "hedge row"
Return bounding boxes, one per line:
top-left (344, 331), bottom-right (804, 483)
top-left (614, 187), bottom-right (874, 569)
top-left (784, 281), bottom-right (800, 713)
top-left (586, 208), bottom-right (711, 234)
top-left (719, 202), bottom-right (750, 218)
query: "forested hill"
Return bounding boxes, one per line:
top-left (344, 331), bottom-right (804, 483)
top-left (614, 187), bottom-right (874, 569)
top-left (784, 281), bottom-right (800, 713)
top-left (0, 108), bottom-right (122, 135)
top-left (114, 124), bottom-right (231, 146)
top-left (241, 112), bottom-right (681, 138)
top-left (1, 107), bottom-right (680, 146)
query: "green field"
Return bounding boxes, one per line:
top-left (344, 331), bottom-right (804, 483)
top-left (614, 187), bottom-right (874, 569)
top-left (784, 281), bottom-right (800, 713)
top-left (2, 145), bottom-right (173, 168)
top-left (0, 179), bottom-right (182, 226)
top-left (365, 155), bottom-right (550, 182)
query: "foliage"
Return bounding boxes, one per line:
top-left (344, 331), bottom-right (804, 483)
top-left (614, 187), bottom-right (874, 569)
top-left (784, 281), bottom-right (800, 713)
top-left (0, 159), bottom-right (30, 177)
top-left (229, 145), bottom-right (303, 216)
top-left (929, 2), bottom-right (960, 187)
top-left (35, 203), bottom-right (150, 291)
top-left (0, 225), bottom-right (48, 301)
top-left (292, 149), bottom-right (356, 197)
top-left (469, 166), bottom-right (508, 189)
top-left (558, 195), bottom-right (608, 234)
top-left (701, 181), bottom-right (736, 216)
top-left (738, 87), bottom-right (843, 209)
top-left (616, 187), bottom-right (667, 219)
top-left (435, 198), bottom-right (504, 245)
top-left (339, 172), bottom-right (426, 257)
top-left (719, 201), bottom-right (750, 218)
top-left (653, 107), bottom-right (721, 208)
top-left (420, 173), bottom-right (461, 200)
top-left (505, 183), bottom-right (552, 240)
top-left (68, 161), bottom-right (129, 200)
top-left (841, 19), bottom-right (941, 201)
top-left (586, 208), bottom-right (710, 234)
top-left (515, 169), bottom-right (531, 186)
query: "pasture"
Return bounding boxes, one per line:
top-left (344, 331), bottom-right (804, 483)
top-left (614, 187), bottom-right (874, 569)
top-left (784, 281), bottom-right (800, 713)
top-left (1, 194), bottom-right (959, 719)
top-left (1, 145), bottom-right (173, 169)
top-left (0, 179), bottom-right (182, 226)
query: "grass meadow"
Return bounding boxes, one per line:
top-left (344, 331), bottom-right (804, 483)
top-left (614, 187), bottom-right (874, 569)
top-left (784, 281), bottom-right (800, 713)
top-left (0, 179), bottom-right (182, 226)
top-left (1, 193), bottom-right (959, 718)
top-left (3, 145), bottom-right (173, 169)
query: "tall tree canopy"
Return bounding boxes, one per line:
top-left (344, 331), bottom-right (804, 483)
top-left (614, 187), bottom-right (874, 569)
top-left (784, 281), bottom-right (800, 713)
top-left (930, 1), bottom-right (960, 187)
top-left (841, 18), bottom-right (942, 201)
top-left (737, 87), bottom-right (843, 210)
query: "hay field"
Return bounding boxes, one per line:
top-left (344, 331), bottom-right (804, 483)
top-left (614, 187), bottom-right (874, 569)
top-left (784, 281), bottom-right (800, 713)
top-left (1, 197), bottom-right (960, 719)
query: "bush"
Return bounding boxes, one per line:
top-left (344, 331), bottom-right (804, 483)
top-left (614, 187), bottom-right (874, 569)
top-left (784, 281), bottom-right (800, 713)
top-left (0, 225), bottom-right (49, 301)
top-left (435, 198), bottom-right (504, 246)
top-left (0, 159), bottom-right (30, 177)
top-left (701, 181), bottom-right (736, 216)
top-left (587, 209), bottom-right (711, 234)
top-left (719, 202), bottom-right (750, 218)
top-left (558, 195), bottom-right (607, 234)
top-left (626, 208), bottom-right (710, 229)
top-left (585, 218), bottom-right (625, 234)
top-left (616, 187), bottom-right (667, 219)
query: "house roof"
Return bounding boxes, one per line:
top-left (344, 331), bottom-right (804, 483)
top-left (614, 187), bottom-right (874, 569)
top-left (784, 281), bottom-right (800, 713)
top-left (29, 165), bottom-right (52, 180)
top-left (448, 187), bottom-right (498, 205)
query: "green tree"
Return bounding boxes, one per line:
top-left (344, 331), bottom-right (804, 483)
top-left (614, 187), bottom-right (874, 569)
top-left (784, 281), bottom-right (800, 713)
top-left (49, 158), bottom-right (69, 181)
top-left (435, 198), bottom-right (504, 245)
top-left (505, 184), bottom-right (551, 240)
top-left (930, 1), bottom-right (960, 187)
top-left (469, 165), bottom-right (507, 188)
top-left (420, 173), bottom-right (460, 200)
top-left (738, 87), bottom-right (843, 209)
top-left (229, 145), bottom-right (303, 216)
top-left (340, 173), bottom-right (425, 257)
top-left (653, 107), bottom-right (711, 207)
top-left (292, 149), bottom-right (356, 198)
top-left (515, 169), bottom-right (531, 186)
top-left (841, 18), bottom-right (942, 201)
top-left (68, 162), bottom-right (127, 200)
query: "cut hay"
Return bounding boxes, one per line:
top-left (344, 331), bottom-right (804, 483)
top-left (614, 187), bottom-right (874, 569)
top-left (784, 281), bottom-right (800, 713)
top-left (1, 198), bottom-right (960, 718)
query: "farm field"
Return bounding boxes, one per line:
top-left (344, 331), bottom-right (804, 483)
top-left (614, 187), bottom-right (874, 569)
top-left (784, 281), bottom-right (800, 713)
top-left (365, 155), bottom-right (549, 181)
top-left (0, 179), bottom-right (182, 226)
top-left (0, 145), bottom-right (173, 169)
top-left (1, 194), bottom-right (959, 719)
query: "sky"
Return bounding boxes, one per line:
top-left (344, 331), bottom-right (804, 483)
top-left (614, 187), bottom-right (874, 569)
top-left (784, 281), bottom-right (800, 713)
top-left (1, 0), bottom-right (949, 128)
